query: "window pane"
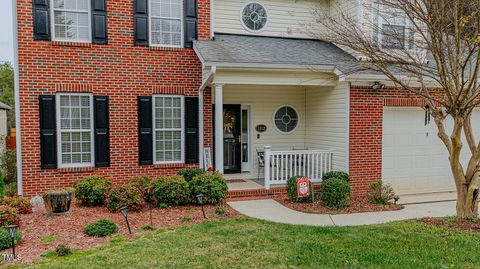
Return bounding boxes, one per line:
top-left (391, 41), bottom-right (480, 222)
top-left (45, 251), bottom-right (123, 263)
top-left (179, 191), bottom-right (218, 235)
top-left (53, 1), bottom-right (89, 42)
top-left (382, 24), bottom-right (406, 49)
top-left (150, 0), bottom-right (182, 46)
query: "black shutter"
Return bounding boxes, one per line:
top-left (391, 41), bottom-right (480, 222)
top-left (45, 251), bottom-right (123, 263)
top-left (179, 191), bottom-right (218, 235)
top-left (94, 96), bottom-right (110, 167)
top-left (39, 95), bottom-right (57, 169)
top-left (33, 0), bottom-right (51, 40)
top-left (91, 0), bottom-right (108, 44)
top-left (185, 97), bottom-right (199, 164)
top-left (138, 96), bottom-right (153, 165)
top-left (184, 0), bottom-right (197, 48)
top-left (134, 0), bottom-right (149, 46)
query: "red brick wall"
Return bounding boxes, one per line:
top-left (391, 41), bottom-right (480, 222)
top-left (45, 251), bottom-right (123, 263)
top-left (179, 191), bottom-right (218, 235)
top-left (349, 87), bottom-right (422, 197)
top-left (17, 0), bottom-right (211, 196)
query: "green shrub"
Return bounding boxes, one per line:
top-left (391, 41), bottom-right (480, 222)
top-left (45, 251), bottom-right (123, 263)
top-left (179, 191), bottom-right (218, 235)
top-left (320, 178), bottom-right (351, 209)
top-left (178, 168), bottom-right (205, 182)
top-left (0, 171), bottom-right (5, 198)
top-left (84, 219), bottom-right (117, 237)
top-left (323, 171), bottom-right (350, 182)
top-left (152, 175), bottom-right (189, 206)
top-left (74, 176), bottom-right (112, 207)
top-left (0, 228), bottom-right (21, 250)
top-left (0, 206), bottom-right (19, 227)
top-left (55, 244), bottom-right (72, 256)
top-left (190, 173), bottom-right (228, 205)
top-left (1, 149), bottom-right (16, 184)
top-left (4, 183), bottom-right (16, 197)
top-left (367, 180), bottom-right (396, 205)
top-left (127, 177), bottom-right (153, 191)
top-left (0, 196), bottom-right (32, 214)
top-left (105, 184), bottom-right (145, 212)
top-left (286, 176), bottom-right (312, 203)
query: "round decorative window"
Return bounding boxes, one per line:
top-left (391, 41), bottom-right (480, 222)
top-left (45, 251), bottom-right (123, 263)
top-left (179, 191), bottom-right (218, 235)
top-left (241, 2), bottom-right (268, 32)
top-left (274, 105), bottom-right (299, 134)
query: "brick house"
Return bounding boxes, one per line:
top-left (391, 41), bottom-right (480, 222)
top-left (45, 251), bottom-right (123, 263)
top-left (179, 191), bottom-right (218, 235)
top-left (14, 0), bottom-right (467, 197)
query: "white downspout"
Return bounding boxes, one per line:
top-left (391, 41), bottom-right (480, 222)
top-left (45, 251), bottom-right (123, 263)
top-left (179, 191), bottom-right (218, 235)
top-left (198, 66), bottom-right (216, 170)
top-left (12, 0), bottom-right (23, 195)
top-left (210, 0), bottom-right (215, 39)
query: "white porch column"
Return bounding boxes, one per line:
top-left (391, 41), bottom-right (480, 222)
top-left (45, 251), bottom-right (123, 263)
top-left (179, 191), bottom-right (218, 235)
top-left (264, 146), bottom-right (271, 189)
top-left (214, 84), bottom-right (224, 174)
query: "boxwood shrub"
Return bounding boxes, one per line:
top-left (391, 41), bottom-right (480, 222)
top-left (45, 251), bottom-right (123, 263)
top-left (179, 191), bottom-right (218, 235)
top-left (105, 184), bottom-right (145, 212)
top-left (0, 206), bottom-right (19, 227)
top-left (152, 175), bottom-right (190, 206)
top-left (189, 173), bottom-right (228, 205)
top-left (84, 219), bottom-right (117, 237)
top-left (74, 176), bottom-right (112, 207)
top-left (322, 171), bottom-right (350, 182)
top-left (0, 228), bottom-right (21, 250)
top-left (286, 176), bottom-right (312, 203)
top-left (177, 168), bottom-right (205, 183)
top-left (320, 178), bottom-right (351, 209)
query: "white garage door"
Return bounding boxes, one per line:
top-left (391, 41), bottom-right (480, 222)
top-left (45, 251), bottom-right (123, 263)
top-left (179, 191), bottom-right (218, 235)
top-left (382, 107), bottom-right (480, 195)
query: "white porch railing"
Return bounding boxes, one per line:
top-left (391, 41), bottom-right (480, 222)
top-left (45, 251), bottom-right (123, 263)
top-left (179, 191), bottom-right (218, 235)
top-left (263, 146), bottom-right (333, 189)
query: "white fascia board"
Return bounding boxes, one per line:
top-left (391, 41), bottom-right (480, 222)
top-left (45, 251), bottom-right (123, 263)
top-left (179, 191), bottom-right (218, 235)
top-left (203, 61), bottom-right (341, 73)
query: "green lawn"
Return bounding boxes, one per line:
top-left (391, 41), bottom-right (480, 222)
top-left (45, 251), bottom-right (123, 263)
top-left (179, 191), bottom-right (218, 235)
top-left (26, 218), bottom-right (480, 269)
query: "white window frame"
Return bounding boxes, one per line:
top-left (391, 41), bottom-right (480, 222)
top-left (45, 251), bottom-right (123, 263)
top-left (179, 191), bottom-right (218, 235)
top-left (148, 0), bottom-right (184, 48)
top-left (152, 95), bottom-right (185, 164)
top-left (56, 93), bottom-right (95, 168)
top-left (50, 0), bottom-right (92, 43)
top-left (375, 2), bottom-right (414, 50)
top-left (239, 2), bottom-right (269, 33)
top-left (272, 104), bottom-right (300, 135)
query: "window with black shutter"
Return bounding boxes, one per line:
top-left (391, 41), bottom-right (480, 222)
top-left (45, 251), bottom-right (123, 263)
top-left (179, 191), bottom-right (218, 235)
top-left (94, 96), bottom-right (110, 167)
top-left (138, 96), bottom-right (153, 165)
top-left (185, 97), bottom-right (199, 164)
top-left (39, 95), bottom-right (57, 169)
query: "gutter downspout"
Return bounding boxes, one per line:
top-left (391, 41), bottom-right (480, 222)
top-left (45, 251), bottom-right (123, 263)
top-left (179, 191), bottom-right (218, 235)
top-left (198, 66), bottom-right (216, 170)
top-left (12, 0), bottom-right (23, 195)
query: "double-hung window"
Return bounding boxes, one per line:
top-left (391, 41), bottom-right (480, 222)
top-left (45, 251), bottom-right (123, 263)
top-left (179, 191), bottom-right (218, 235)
top-left (149, 0), bottom-right (183, 47)
top-left (57, 93), bottom-right (94, 168)
top-left (153, 95), bottom-right (184, 163)
top-left (375, 2), bottom-right (414, 50)
top-left (51, 0), bottom-right (91, 42)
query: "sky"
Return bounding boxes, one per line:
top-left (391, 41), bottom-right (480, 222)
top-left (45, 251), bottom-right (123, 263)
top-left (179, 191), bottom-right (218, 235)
top-left (0, 0), bottom-right (13, 63)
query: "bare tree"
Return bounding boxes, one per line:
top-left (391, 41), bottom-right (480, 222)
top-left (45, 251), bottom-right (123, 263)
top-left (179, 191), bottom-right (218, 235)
top-left (312, 0), bottom-right (480, 218)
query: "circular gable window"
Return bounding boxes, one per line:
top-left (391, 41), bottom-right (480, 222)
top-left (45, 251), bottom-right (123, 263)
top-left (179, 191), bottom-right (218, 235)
top-left (241, 2), bottom-right (268, 32)
top-left (274, 105), bottom-right (299, 134)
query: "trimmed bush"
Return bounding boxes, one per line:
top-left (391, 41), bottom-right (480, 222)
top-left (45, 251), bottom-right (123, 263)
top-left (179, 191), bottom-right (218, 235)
top-left (0, 171), bottom-right (5, 198)
top-left (84, 219), bottom-right (117, 237)
top-left (0, 196), bottom-right (32, 214)
top-left (152, 175), bottom-right (190, 206)
top-left (128, 177), bottom-right (153, 191)
top-left (0, 228), bottom-right (22, 250)
top-left (178, 168), bottom-right (205, 183)
top-left (190, 173), bottom-right (228, 205)
top-left (286, 176), bottom-right (313, 203)
top-left (320, 178), bottom-right (351, 209)
top-left (323, 171), bottom-right (350, 182)
top-left (368, 180), bottom-right (396, 205)
top-left (74, 176), bottom-right (112, 207)
top-left (4, 183), bottom-right (17, 197)
top-left (106, 184), bottom-right (145, 212)
top-left (0, 206), bottom-right (19, 227)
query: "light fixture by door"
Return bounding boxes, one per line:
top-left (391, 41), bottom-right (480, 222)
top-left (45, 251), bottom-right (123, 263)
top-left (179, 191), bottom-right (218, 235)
top-left (372, 81), bottom-right (385, 90)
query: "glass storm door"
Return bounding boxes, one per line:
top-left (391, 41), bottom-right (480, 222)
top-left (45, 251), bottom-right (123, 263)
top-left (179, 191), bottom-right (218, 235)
top-left (223, 105), bottom-right (241, 173)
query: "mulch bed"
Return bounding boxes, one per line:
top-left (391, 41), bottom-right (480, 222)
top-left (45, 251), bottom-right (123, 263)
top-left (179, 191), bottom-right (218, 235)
top-left (422, 217), bottom-right (480, 233)
top-left (4, 203), bottom-right (241, 267)
top-left (273, 195), bottom-right (404, 214)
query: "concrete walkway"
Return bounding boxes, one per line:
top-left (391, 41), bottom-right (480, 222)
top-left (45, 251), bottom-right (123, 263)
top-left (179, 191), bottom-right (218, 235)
top-left (228, 199), bottom-right (456, 226)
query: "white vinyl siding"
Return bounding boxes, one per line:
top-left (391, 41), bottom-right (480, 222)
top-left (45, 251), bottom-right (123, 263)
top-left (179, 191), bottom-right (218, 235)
top-left (305, 83), bottom-right (349, 172)
top-left (214, 0), bottom-right (329, 39)
top-left (153, 95), bottom-right (185, 163)
top-left (51, 0), bottom-right (91, 42)
top-left (149, 0), bottom-right (183, 47)
top-left (56, 93), bottom-right (94, 168)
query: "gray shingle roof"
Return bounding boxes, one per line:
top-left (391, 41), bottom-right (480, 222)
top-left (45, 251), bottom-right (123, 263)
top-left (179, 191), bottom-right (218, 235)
top-left (194, 34), bottom-right (362, 73)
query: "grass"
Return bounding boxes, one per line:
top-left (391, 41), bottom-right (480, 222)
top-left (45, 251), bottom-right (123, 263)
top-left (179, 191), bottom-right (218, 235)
top-left (41, 235), bottom-right (58, 244)
top-left (25, 218), bottom-right (480, 269)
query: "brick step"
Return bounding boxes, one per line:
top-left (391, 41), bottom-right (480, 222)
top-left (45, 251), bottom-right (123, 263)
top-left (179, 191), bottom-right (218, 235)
top-left (226, 185), bottom-right (322, 201)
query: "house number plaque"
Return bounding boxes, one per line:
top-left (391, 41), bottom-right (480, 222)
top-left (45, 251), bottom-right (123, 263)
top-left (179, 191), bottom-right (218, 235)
top-left (255, 124), bottom-right (267, 133)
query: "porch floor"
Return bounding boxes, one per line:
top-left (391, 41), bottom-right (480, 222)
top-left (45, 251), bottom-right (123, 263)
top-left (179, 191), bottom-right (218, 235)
top-left (226, 179), bottom-right (264, 191)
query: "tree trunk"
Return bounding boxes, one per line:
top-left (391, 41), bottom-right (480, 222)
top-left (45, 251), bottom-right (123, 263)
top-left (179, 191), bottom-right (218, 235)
top-left (454, 172), bottom-right (480, 219)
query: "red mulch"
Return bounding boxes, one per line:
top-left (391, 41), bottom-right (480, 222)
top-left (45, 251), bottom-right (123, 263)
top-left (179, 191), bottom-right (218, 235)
top-left (273, 195), bottom-right (404, 214)
top-left (422, 217), bottom-right (480, 233)
top-left (3, 203), bottom-right (241, 267)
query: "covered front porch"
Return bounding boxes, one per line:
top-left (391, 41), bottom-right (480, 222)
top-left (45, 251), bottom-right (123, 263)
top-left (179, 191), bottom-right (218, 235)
top-left (194, 34), bottom-right (356, 189)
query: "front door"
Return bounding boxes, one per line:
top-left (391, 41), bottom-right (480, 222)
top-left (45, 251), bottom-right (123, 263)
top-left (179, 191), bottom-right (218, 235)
top-left (223, 105), bottom-right (241, 173)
